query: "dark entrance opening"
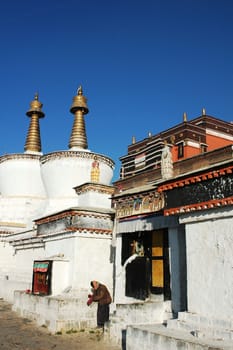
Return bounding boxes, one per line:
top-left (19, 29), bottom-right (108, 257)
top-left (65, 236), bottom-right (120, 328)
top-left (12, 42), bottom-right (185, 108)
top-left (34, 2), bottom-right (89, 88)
top-left (125, 255), bottom-right (150, 300)
top-left (122, 230), bottom-right (170, 300)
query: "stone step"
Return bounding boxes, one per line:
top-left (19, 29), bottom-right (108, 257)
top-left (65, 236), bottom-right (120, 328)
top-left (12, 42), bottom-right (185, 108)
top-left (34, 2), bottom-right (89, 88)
top-left (126, 323), bottom-right (233, 350)
top-left (177, 312), bottom-right (233, 330)
top-left (167, 314), bottom-right (233, 341)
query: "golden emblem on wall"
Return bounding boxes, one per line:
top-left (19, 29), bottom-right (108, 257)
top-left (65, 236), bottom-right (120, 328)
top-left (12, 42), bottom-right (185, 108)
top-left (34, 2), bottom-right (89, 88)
top-left (91, 156), bottom-right (100, 182)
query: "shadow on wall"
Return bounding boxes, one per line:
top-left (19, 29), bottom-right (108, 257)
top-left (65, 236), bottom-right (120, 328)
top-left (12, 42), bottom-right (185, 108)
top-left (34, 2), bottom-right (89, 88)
top-left (122, 329), bottom-right (126, 350)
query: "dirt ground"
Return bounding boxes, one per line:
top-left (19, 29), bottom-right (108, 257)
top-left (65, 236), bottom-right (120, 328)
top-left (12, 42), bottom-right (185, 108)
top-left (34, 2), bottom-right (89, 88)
top-left (0, 299), bottom-right (121, 350)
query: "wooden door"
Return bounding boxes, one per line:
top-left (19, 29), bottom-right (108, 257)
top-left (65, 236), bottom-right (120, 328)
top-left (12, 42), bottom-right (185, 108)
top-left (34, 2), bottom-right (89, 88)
top-left (151, 230), bottom-right (170, 299)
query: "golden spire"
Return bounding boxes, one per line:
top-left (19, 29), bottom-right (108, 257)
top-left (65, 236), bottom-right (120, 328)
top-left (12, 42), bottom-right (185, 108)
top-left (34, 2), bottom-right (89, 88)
top-left (202, 107), bottom-right (206, 115)
top-left (24, 93), bottom-right (45, 153)
top-left (69, 86), bottom-right (89, 149)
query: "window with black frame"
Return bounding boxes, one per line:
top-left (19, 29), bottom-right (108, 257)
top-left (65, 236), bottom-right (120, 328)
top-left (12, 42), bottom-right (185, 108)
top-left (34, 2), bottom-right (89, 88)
top-left (177, 142), bottom-right (184, 159)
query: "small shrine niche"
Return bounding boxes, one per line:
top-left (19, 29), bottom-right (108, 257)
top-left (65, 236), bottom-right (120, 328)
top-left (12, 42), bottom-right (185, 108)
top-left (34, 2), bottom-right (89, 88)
top-left (32, 260), bottom-right (52, 296)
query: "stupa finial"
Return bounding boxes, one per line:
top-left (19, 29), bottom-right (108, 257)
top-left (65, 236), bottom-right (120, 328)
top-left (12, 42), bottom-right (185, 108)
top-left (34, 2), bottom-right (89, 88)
top-left (24, 93), bottom-right (44, 153)
top-left (69, 86), bottom-right (89, 149)
top-left (77, 86), bottom-right (83, 95)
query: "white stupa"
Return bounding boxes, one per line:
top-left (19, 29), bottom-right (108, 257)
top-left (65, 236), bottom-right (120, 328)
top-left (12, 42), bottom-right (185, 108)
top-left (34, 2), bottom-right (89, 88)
top-left (0, 87), bottom-right (115, 232)
top-left (41, 86), bottom-right (114, 214)
top-left (0, 93), bottom-right (46, 232)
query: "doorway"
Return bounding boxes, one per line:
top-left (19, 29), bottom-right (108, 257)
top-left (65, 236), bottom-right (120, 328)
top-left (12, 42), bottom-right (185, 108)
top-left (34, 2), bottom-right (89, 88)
top-left (122, 229), bottom-right (171, 300)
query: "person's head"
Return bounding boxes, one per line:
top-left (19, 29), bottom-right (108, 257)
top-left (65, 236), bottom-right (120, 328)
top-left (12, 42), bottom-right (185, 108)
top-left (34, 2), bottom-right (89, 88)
top-left (90, 280), bottom-right (99, 290)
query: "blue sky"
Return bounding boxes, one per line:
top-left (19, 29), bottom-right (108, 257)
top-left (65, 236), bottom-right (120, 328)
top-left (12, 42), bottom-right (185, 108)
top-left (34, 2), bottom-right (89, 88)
top-left (1, 0), bottom-right (233, 182)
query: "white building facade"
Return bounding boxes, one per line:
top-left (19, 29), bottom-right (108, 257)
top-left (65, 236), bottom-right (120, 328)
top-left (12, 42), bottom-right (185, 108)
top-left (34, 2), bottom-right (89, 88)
top-left (0, 87), bottom-right (115, 332)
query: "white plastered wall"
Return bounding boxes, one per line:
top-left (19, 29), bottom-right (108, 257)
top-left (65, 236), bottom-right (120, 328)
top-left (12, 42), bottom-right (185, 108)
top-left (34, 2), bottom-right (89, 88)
top-left (0, 241), bottom-right (45, 302)
top-left (72, 233), bottom-right (113, 295)
top-left (182, 208), bottom-right (233, 320)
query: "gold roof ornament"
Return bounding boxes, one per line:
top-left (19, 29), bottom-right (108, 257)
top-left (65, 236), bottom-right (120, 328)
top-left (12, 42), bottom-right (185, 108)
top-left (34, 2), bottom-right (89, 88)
top-left (183, 112), bottom-right (187, 122)
top-left (170, 135), bottom-right (175, 144)
top-left (132, 136), bottom-right (136, 144)
top-left (69, 86), bottom-right (89, 149)
top-left (24, 93), bottom-right (44, 153)
top-left (202, 108), bottom-right (206, 116)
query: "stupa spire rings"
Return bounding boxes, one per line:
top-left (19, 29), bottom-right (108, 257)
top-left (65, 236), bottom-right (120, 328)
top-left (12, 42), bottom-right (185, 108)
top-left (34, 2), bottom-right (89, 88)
top-left (69, 86), bottom-right (89, 150)
top-left (24, 93), bottom-right (44, 153)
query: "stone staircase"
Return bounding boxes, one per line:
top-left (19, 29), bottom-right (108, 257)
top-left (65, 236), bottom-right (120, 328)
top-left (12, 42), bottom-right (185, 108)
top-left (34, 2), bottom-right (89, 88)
top-left (123, 312), bottom-right (233, 350)
top-left (126, 323), bottom-right (233, 350)
top-left (114, 310), bottom-right (233, 349)
top-left (166, 311), bottom-right (233, 341)
top-left (108, 298), bottom-right (172, 347)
